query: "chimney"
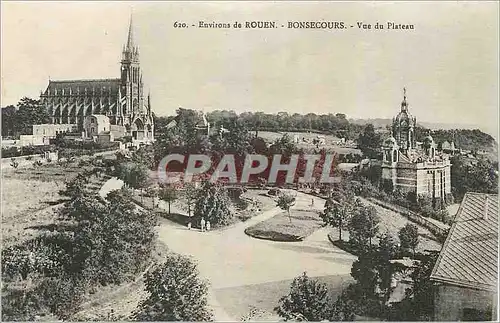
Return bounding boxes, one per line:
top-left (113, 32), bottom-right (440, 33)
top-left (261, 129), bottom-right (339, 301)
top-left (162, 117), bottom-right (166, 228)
top-left (483, 196), bottom-right (489, 220)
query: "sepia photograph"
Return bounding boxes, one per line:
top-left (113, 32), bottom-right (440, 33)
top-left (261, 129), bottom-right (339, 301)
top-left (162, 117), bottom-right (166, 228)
top-left (1, 1), bottom-right (498, 321)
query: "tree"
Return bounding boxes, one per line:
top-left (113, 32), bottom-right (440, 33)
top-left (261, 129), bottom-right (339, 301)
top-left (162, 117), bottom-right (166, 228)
top-left (451, 155), bottom-right (498, 202)
top-left (269, 133), bottom-right (298, 157)
top-left (145, 186), bottom-right (159, 209)
top-left (182, 183), bottom-right (199, 217)
top-left (357, 124), bottom-right (381, 158)
top-left (133, 254), bottom-right (213, 321)
top-left (321, 191), bottom-right (359, 241)
top-left (131, 146), bottom-right (155, 169)
top-left (1, 105), bottom-right (17, 137)
top-left (398, 223), bottom-right (419, 255)
top-left (417, 194), bottom-right (434, 217)
top-left (193, 182), bottom-right (233, 227)
top-left (67, 189), bottom-right (158, 285)
top-left (275, 272), bottom-right (331, 321)
top-left (329, 289), bottom-right (357, 321)
top-left (14, 97), bottom-right (50, 135)
top-left (116, 162), bottom-right (150, 203)
top-left (348, 205), bottom-right (379, 249)
top-left (276, 192), bottom-right (296, 222)
top-left (377, 233), bottom-right (399, 305)
top-left (159, 185), bottom-right (177, 214)
top-left (390, 251), bottom-right (439, 321)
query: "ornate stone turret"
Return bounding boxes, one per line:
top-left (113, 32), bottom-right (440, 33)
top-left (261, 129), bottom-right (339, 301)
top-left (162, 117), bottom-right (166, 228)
top-left (382, 135), bottom-right (399, 163)
top-left (392, 87), bottom-right (417, 153)
top-left (423, 133), bottom-right (436, 159)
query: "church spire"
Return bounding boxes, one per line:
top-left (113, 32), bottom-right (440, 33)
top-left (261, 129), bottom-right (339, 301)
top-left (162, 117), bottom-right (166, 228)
top-left (126, 14), bottom-right (135, 51)
top-left (122, 13), bottom-right (139, 62)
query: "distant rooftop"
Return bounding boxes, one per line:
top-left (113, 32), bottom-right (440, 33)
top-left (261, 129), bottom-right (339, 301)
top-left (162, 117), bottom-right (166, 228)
top-left (430, 192), bottom-right (498, 291)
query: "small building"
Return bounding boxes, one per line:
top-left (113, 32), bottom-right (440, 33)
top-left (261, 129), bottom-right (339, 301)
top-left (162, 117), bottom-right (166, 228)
top-left (18, 135), bottom-right (50, 146)
top-left (84, 114), bottom-right (111, 138)
top-left (430, 193), bottom-right (498, 321)
top-left (33, 123), bottom-right (78, 138)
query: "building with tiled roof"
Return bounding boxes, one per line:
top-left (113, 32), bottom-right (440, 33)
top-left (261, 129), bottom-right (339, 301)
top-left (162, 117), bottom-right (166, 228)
top-left (379, 88), bottom-right (452, 205)
top-left (39, 16), bottom-right (154, 142)
top-left (430, 192), bottom-right (498, 321)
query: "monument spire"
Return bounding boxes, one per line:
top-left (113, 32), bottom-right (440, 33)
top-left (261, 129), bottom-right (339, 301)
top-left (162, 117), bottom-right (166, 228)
top-left (401, 87), bottom-right (408, 111)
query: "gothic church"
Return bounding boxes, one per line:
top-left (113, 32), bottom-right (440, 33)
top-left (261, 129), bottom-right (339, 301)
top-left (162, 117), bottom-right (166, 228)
top-left (39, 17), bottom-right (154, 141)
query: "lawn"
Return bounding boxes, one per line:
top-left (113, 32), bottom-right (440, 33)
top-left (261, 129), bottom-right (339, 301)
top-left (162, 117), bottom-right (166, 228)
top-left (257, 131), bottom-right (361, 155)
top-left (214, 274), bottom-right (353, 321)
top-left (245, 209), bottom-right (324, 241)
top-left (326, 196), bottom-right (443, 255)
top-left (1, 162), bottom-right (111, 247)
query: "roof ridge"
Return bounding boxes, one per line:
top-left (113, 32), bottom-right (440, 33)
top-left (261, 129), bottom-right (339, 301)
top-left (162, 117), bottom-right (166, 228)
top-left (50, 78), bottom-right (121, 83)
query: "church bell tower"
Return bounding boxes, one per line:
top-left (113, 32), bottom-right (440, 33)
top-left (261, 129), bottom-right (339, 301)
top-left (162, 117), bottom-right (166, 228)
top-left (120, 14), bottom-right (144, 125)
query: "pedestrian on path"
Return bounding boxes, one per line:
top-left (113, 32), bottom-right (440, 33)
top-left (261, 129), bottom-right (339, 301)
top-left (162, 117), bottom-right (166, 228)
top-left (206, 220), bottom-right (211, 232)
top-left (187, 221), bottom-right (192, 230)
top-left (200, 217), bottom-right (206, 232)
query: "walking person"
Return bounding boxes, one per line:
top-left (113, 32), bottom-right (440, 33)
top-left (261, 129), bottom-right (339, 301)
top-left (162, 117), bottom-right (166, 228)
top-left (206, 220), bottom-right (211, 232)
top-left (200, 217), bottom-right (206, 232)
top-left (187, 221), bottom-right (192, 230)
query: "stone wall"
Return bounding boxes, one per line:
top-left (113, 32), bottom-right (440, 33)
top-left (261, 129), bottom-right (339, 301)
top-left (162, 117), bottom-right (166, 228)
top-left (434, 284), bottom-right (496, 321)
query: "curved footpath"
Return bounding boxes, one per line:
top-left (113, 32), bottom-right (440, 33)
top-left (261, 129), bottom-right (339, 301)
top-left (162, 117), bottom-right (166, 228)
top-left (156, 191), bottom-right (357, 321)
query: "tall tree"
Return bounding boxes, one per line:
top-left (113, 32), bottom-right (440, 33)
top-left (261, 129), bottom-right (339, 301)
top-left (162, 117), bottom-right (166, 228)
top-left (321, 191), bottom-right (359, 241)
top-left (182, 183), bottom-right (199, 218)
top-left (15, 97), bottom-right (50, 135)
top-left (159, 185), bottom-right (177, 214)
top-left (116, 162), bottom-right (150, 203)
top-left (348, 205), bottom-right (379, 249)
top-left (1, 105), bottom-right (17, 137)
top-left (357, 124), bottom-right (381, 159)
top-left (398, 223), bottom-right (419, 255)
top-left (193, 182), bottom-right (233, 227)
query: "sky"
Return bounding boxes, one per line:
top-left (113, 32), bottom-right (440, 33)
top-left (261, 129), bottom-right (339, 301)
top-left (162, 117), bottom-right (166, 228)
top-left (1, 1), bottom-right (498, 136)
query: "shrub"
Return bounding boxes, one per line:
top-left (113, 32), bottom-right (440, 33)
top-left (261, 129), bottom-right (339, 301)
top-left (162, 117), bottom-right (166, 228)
top-left (10, 157), bottom-right (19, 168)
top-left (275, 272), bottom-right (331, 321)
top-left (133, 254), bottom-right (213, 321)
top-left (35, 275), bottom-right (86, 319)
top-left (1, 245), bottom-right (33, 281)
top-left (398, 223), bottom-right (419, 254)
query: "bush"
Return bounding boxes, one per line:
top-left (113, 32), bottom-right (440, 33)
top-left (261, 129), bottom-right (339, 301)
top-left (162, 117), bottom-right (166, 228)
top-left (1, 245), bottom-right (33, 281)
top-left (275, 272), bottom-right (331, 321)
top-left (398, 223), bottom-right (419, 254)
top-left (10, 157), bottom-right (19, 168)
top-left (133, 254), bottom-right (213, 321)
top-left (35, 275), bottom-right (86, 319)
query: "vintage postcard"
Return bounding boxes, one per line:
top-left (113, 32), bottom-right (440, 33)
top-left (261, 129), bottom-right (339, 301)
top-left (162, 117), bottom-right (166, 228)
top-left (1, 1), bottom-right (498, 321)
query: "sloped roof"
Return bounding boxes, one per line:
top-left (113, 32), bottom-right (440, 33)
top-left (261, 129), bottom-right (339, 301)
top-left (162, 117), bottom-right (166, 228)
top-left (430, 192), bottom-right (498, 291)
top-left (88, 114), bottom-right (110, 124)
top-left (44, 79), bottom-right (121, 96)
